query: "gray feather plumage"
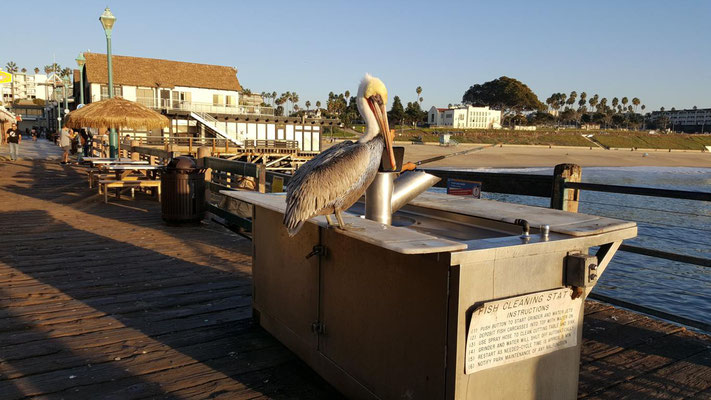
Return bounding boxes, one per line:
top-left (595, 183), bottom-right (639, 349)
top-left (284, 136), bottom-right (384, 236)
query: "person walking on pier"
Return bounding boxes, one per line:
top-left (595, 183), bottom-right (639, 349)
top-left (6, 123), bottom-right (21, 161)
top-left (59, 127), bottom-right (76, 164)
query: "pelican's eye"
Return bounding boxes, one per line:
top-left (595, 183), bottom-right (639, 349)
top-left (369, 94), bottom-right (384, 106)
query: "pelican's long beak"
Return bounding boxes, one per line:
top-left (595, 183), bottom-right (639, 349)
top-left (372, 101), bottom-right (396, 170)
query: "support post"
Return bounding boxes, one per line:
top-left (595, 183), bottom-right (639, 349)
top-left (257, 164), bottom-right (266, 193)
top-left (130, 140), bottom-right (140, 161)
top-left (198, 146), bottom-right (212, 199)
top-left (550, 163), bottom-right (581, 212)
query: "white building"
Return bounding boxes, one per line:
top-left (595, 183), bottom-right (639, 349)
top-left (649, 108), bottom-right (711, 133)
top-left (1, 72), bottom-right (59, 105)
top-left (428, 105), bottom-right (501, 129)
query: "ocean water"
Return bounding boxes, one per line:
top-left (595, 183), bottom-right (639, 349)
top-left (432, 166), bottom-right (711, 327)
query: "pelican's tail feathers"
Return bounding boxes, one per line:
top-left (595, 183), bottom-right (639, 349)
top-left (286, 220), bottom-right (305, 237)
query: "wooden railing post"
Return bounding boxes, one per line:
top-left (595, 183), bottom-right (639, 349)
top-left (198, 147), bottom-right (212, 200)
top-left (550, 163), bottom-right (581, 212)
top-left (257, 164), bottom-right (266, 193)
top-left (130, 140), bottom-right (140, 161)
top-left (189, 137), bottom-right (193, 155)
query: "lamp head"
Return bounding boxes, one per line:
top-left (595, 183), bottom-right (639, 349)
top-left (99, 7), bottom-right (116, 36)
top-left (76, 52), bottom-right (86, 68)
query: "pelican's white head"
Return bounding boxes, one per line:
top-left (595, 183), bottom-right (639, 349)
top-left (356, 74), bottom-right (395, 169)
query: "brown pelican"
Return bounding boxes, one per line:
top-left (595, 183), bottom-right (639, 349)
top-left (284, 74), bottom-right (396, 236)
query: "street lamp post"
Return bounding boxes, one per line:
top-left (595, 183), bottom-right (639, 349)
top-left (62, 76), bottom-right (69, 113)
top-left (99, 7), bottom-right (117, 158)
top-left (75, 52), bottom-right (85, 106)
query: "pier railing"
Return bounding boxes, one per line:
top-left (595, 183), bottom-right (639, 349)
top-left (157, 154), bottom-right (709, 331)
top-left (423, 167), bottom-right (711, 332)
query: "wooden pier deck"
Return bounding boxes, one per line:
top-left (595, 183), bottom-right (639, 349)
top-left (1, 141), bottom-right (710, 399)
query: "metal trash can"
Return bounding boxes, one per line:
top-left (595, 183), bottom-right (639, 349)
top-left (161, 156), bottom-right (206, 223)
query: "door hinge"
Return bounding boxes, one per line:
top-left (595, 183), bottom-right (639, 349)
top-left (311, 321), bottom-right (326, 335)
top-left (306, 245), bottom-right (327, 259)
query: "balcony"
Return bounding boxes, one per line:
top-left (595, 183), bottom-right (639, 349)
top-left (131, 96), bottom-right (275, 116)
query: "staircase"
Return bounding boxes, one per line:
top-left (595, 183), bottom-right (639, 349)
top-left (581, 134), bottom-right (609, 149)
top-left (190, 112), bottom-right (241, 145)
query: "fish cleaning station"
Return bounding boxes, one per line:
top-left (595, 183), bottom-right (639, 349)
top-left (224, 150), bottom-right (638, 399)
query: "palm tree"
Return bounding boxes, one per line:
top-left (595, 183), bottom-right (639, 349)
top-left (641, 104), bottom-right (646, 112)
top-left (21, 67), bottom-right (27, 73)
top-left (271, 91), bottom-right (277, 106)
top-left (5, 61), bottom-right (18, 104)
top-left (34, 67), bottom-right (39, 74)
top-left (632, 97), bottom-right (640, 112)
top-left (660, 107), bottom-right (665, 112)
top-left (291, 93), bottom-right (299, 114)
top-left (612, 97), bottom-right (619, 111)
top-left (621, 97), bottom-right (629, 111)
top-left (305, 100), bottom-right (311, 110)
top-left (599, 97), bottom-right (608, 113)
top-left (316, 100), bottom-right (321, 110)
top-left (589, 95), bottom-right (598, 112)
top-left (567, 91), bottom-right (577, 108)
top-left (416, 86), bottom-right (422, 103)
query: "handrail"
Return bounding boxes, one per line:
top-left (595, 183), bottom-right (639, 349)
top-left (422, 169), bottom-right (553, 197)
top-left (564, 181), bottom-right (711, 201)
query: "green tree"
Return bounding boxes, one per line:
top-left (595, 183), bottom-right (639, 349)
top-left (567, 91), bottom-right (577, 108)
top-left (305, 100), bottom-right (311, 110)
top-left (612, 97), bottom-right (619, 111)
top-left (315, 100), bottom-right (321, 109)
top-left (388, 96), bottom-right (405, 127)
top-left (588, 95), bottom-right (599, 112)
top-left (404, 101), bottom-right (426, 126)
top-left (462, 76), bottom-right (544, 125)
top-left (416, 86), bottom-right (422, 103)
top-left (632, 97), bottom-right (640, 112)
top-left (621, 97), bottom-right (629, 110)
top-left (34, 67), bottom-right (39, 74)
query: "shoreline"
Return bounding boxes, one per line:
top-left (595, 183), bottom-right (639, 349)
top-left (389, 142), bottom-right (711, 169)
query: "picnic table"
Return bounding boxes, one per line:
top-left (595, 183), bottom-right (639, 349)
top-left (96, 164), bottom-right (164, 203)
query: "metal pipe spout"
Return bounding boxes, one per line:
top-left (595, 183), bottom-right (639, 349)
top-left (391, 171), bottom-right (441, 213)
top-left (365, 171), bottom-right (440, 225)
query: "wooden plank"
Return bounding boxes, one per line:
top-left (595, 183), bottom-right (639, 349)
top-left (578, 329), bottom-right (711, 397)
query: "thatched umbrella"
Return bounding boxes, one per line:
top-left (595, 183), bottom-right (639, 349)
top-left (64, 96), bottom-right (169, 130)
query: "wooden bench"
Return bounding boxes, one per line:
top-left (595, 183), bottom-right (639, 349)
top-left (92, 172), bottom-right (141, 191)
top-left (99, 180), bottom-right (161, 203)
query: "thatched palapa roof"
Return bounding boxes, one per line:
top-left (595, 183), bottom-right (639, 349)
top-left (64, 97), bottom-right (169, 130)
top-left (83, 53), bottom-right (242, 92)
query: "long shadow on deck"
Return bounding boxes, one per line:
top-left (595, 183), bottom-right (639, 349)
top-left (0, 210), bottom-right (339, 399)
top-left (0, 158), bottom-right (243, 266)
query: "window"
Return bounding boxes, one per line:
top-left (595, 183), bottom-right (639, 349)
top-left (213, 94), bottom-right (225, 106)
top-left (137, 88), bottom-right (154, 107)
top-left (100, 84), bottom-right (122, 98)
top-left (226, 95), bottom-right (235, 106)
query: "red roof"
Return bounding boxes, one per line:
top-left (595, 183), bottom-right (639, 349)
top-left (437, 108), bottom-right (448, 112)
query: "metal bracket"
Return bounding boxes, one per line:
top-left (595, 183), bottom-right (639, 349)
top-left (565, 253), bottom-right (598, 288)
top-left (305, 245), bottom-right (327, 259)
top-left (311, 321), bottom-right (326, 335)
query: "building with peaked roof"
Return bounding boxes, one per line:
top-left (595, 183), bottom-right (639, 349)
top-left (428, 105), bottom-right (501, 129)
top-left (75, 53), bottom-right (333, 152)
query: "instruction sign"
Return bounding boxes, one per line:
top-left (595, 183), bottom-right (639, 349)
top-left (465, 288), bottom-right (581, 374)
top-left (447, 178), bottom-right (481, 198)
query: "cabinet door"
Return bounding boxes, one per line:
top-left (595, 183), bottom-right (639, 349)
top-left (318, 228), bottom-right (449, 400)
top-left (253, 207), bottom-right (320, 356)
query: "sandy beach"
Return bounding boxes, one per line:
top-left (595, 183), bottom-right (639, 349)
top-left (390, 142), bottom-right (711, 169)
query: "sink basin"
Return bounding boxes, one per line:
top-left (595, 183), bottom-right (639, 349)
top-left (347, 202), bottom-right (515, 242)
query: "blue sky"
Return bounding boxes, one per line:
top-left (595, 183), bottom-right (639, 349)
top-left (3, 0), bottom-right (709, 111)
